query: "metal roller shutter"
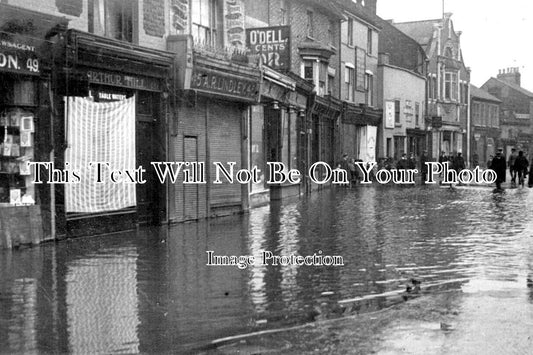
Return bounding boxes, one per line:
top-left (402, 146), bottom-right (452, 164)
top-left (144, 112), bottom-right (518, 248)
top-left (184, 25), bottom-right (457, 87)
top-left (208, 101), bottom-right (242, 207)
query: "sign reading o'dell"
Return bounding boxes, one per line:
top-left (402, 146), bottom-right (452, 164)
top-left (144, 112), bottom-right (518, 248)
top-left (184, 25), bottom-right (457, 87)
top-left (246, 26), bottom-right (290, 70)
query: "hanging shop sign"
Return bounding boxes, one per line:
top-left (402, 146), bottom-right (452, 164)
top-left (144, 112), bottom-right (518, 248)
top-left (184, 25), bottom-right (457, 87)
top-left (86, 70), bottom-right (161, 92)
top-left (190, 67), bottom-right (259, 102)
top-left (246, 26), bottom-right (290, 70)
top-left (0, 38), bottom-right (40, 75)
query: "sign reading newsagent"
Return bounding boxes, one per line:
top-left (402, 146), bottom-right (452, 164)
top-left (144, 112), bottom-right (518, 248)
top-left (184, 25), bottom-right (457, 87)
top-left (246, 26), bottom-right (290, 70)
top-left (0, 38), bottom-right (40, 75)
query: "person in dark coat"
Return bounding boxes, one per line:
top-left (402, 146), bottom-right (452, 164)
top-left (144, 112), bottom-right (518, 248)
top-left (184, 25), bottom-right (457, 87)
top-left (420, 150), bottom-right (429, 184)
top-left (397, 153), bottom-right (409, 170)
top-left (514, 151), bottom-right (529, 187)
top-left (454, 152), bottom-right (465, 171)
top-left (491, 149), bottom-right (507, 190)
top-left (529, 158), bottom-right (533, 188)
top-left (438, 151), bottom-right (448, 165)
top-left (487, 155), bottom-right (494, 169)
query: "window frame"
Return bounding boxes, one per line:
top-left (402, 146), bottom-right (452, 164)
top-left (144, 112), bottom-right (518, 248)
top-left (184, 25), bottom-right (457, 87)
top-left (306, 10), bottom-right (314, 38)
top-left (192, 0), bottom-right (218, 46)
top-left (394, 99), bottom-right (401, 124)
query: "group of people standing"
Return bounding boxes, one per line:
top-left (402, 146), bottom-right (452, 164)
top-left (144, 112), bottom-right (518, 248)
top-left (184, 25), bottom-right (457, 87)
top-left (338, 147), bottom-right (533, 190)
top-left (490, 148), bottom-right (532, 189)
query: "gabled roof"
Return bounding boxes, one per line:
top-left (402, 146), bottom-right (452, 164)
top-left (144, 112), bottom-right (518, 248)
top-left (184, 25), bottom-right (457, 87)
top-left (394, 19), bottom-right (441, 49)
top-left (470, 84), bottom-right (501, 103)
top-left (333, 0), bottom-right (382, 30)
top-left (487, 77), bottom-right (533, 98)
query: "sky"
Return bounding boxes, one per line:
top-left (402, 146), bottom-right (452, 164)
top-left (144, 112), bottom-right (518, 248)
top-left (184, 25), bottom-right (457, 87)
top-left (377, 0), bottom-right (533, 89)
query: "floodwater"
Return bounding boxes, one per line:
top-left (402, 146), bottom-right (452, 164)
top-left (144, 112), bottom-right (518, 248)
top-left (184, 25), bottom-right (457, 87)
top-left (1, 185), bottom-right (533, 353)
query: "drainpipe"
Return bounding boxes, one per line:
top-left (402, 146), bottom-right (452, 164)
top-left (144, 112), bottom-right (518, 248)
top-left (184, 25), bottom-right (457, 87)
top-left (466, 73), bottom-right (471, 167)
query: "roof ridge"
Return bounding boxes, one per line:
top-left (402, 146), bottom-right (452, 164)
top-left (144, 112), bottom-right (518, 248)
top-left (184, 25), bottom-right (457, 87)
top-left (394, 18), bottom-right (442, 25)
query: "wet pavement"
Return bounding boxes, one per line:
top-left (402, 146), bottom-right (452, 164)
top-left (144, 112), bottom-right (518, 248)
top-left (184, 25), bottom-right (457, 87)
top-left (1, 184), bottom-right (533, 354)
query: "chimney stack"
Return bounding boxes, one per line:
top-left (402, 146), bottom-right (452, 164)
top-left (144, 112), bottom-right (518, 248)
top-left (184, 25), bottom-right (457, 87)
top-left (497, 67), bottom-right (521, 86)
top-left (365, 0), bottom-right (377, 15)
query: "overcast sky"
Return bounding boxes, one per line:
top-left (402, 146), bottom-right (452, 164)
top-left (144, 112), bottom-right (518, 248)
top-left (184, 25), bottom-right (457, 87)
top-left (377, 0), bottom-right (533, 89)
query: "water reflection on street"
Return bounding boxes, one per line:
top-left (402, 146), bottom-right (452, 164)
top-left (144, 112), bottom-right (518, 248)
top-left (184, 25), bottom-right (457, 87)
top-left (1, 185), bottom-right (533, 353)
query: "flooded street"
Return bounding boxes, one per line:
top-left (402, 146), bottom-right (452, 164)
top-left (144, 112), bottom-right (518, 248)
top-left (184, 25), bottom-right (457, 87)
top-left (1, 185), bottom-right (533, 353)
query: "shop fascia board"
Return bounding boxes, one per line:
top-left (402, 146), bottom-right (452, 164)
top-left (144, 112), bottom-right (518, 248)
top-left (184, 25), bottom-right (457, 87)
top-left (262, 66), bottom-right (296, 91)
top-left (194, 55), bottom-right (261, 81)
top-left (66, 30), bottom-right (174, 71)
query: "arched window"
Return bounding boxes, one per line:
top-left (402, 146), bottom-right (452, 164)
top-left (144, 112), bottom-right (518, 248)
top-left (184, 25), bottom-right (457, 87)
top-left (445, 47), bottom-right (453, 58)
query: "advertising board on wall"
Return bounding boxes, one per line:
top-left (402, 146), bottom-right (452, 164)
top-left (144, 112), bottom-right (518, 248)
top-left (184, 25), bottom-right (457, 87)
top-left (246, 26), bottom-right (290, 70)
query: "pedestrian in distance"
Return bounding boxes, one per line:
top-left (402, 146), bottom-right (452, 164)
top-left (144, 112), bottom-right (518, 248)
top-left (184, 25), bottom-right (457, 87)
top-left (508, 148), bottom-right (518, 187)
top-left (420, 150), bottom-right (429, 185)
top-left (348, 158), bottom-right (357, 186)
top-left (408, 152), bottom-right (416, 170)
top-left (514, 151), bottom-right (529, 187)
top-left (529, 158), bottom-right (533, 188)
top-left (487, 155), bottom-right (494, 169)
top-left (491, 148), bottom-right (507, 191)
top-left (454, 152), bottom-right (465, 171)
top-left (337, 153), bottom-right (351, 187)
top-left (397, 153), bottom-right (409, 170)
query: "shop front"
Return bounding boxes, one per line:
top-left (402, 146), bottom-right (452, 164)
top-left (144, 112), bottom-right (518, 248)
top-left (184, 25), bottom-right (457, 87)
top-left (0, 4), bottom-right (68, 248)
top-left (257, 68), bottom-right (311, 202)
top-left (341, 102), bottom-right (381, 164)
top-left (167, 37), bottom-right (261, 222)
top-left (56, 30), bottom-right (174, 238)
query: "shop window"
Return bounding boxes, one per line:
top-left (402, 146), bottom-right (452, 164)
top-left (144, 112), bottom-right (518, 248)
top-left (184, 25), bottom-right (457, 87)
top-left (192, 0), bottom-right (218, 46)
top-left (0, 79), bottom-right (37, 205)
top-left (89, 0), bottom-right (135, 42)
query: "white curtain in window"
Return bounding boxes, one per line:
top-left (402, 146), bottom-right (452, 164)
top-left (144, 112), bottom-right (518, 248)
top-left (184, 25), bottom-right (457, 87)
top-left (65, 96), bottom-right (136, 213)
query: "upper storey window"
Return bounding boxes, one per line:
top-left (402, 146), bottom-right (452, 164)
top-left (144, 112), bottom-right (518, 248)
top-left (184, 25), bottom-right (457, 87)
top-left (89, 0), bottom-right (135, 42)
top-left (192, 0), bottom-right (218, 46)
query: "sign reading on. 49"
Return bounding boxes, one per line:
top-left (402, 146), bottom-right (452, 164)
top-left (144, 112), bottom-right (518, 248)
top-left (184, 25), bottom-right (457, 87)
top-left (246, 26), bottom-right (290, 71)
top-left (0, 40), bottom-right (40, 75)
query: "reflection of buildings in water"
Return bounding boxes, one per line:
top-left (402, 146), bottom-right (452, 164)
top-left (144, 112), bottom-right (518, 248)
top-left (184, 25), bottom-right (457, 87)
top-left (164, 219), bottom-right (250, 348)
top-left (6, 278), bottom-right (37, 353)
top-left (247, 206), bottom-right (269, 314)
top-left (277, 204), bottom-right (302, 308)
top-left (66, 249), bottom-right (140, 354)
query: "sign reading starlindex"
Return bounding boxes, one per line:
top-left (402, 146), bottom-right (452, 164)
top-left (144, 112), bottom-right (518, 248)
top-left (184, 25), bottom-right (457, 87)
top-left (0, 39), bottom-right (40, 75)
top-left (190, 67), bottom-right (259, 102)
top-left (246, 26), bottom-right (290, 70)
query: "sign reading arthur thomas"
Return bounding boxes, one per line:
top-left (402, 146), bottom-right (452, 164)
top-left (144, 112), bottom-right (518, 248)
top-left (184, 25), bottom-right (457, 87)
top-left (246, 26), bottom-right (290, 70)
